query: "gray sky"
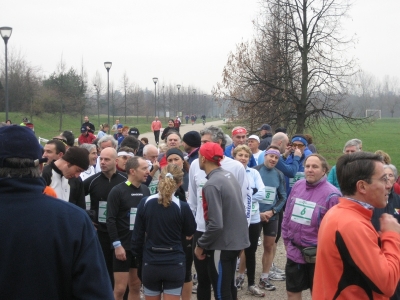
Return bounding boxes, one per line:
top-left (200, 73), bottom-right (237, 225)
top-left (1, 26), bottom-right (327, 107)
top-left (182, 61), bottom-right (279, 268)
top-left (2, 0), bottom-right (399, 94)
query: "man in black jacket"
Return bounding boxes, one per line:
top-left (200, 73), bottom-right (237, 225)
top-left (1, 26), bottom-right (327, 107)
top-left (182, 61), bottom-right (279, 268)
top-left (82, 115), bottom-right (95, 134)
top-left (258, 124), bottom-right (273, 151)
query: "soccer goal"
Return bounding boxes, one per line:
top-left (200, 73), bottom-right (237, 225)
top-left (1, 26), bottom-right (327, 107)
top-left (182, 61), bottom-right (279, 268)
top-left (365, 109), bottom-right (381, 119)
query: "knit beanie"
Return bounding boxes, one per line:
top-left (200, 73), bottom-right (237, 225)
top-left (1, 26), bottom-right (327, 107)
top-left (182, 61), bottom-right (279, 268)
top-left (62, 147), bottom-right (89, 170)
top-left (166, 148), bottom-right (185, 161)
top-left (182, 131), bottom-right (201, 148)
top-left (0, 125), bottom-right (42, 167)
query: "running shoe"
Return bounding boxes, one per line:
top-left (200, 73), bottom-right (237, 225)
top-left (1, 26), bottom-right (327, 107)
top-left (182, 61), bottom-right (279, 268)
top-left (192, 273), bottom-right (198, 285)
top-left (191, 284), bottom-right (197, 294)
top-left (236, 258), bottom-right (240, 271)
top-left (258, 278), bottom-right (276, 291)
top-left (271, 262), bottom-right (285, 275)
top-left (235, 276), bottom-right (245, 290)
top-left (247, 285), bottom-right (265, 297)
top-left (268, 271), bottom-right (285, 281)
top-left (258, 237), bottom-right (262, 246)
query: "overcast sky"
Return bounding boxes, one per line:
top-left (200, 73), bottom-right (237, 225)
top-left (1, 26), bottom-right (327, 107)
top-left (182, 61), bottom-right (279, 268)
top-left (2, 0), bottom-right (399, 94)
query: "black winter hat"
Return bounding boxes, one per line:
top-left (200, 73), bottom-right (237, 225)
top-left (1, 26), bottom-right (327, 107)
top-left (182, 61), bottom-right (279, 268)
top-left (62, 147), bottom-right (89, 170)
top-left (182, 131), bottom-right (201, 148)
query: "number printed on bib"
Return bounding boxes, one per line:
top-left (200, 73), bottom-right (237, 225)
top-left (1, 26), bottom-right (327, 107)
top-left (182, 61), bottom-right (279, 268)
top-left (289, 172), bottom-right (305, 187)
top-left (251, 201), bottom-right (259, 216)
top-left (98, 201), bottom-right (107, 223)
top-left (130, 208), bottom-right (137, 230)
top-left (291, 198), bottom-right (316, 226)
top-left (260, 187), bottom-right (277, 205)
top-left (149, 180), bottom-right (159, 195)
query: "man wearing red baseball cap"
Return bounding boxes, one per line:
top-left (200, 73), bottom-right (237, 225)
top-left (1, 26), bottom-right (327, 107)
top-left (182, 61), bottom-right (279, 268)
top-left (224, 126), bottom-right (257, 167)
top-left (194, 142), bottom-right (250, 300)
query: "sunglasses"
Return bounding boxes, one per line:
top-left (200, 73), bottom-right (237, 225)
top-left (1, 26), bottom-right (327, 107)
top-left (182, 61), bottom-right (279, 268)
top-left (292, 143), bottom-right (305, 148)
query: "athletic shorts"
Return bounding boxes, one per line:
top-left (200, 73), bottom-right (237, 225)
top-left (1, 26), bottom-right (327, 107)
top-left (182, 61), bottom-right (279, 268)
top-left (262, 218), bottom-right (278, 237)
top-left (113, 249), bottom-right (138, 272)
top-left (285, 258), bottom-right (315, 293)
top-left (142, 263), bottom-right (185, 296)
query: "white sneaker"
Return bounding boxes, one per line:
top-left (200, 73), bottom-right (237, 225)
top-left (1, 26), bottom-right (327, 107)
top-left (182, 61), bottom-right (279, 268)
top-left (268, 271), bottom-right (285, 281)
top-left (247, 285), bottom-right (265, 297)
top-left (271, 263), bottom-right (285, 275)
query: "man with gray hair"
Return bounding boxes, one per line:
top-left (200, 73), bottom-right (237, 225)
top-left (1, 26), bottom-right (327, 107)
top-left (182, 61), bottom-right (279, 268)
top-left (95, 135), bottom-right (118, 173)
top-left (0, 126), bottom-right (113, 299)
top-left (188, 125), bottom-right (251, 299)
top-left (328, 138), bottom-right (363, 189)
top-left (143, 144), bottom-right (160, 195)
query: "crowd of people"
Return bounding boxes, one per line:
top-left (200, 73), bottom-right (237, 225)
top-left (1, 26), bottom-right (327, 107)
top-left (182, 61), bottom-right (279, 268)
top-left (1, 116), bottom-right (400, 300)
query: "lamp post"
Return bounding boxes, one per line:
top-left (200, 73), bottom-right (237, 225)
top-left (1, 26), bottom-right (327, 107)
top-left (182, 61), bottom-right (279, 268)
top-left (177, 84), bottom-right (181, 116)
top-left (104, 62), bottom-right (112, 133)
top-left (153, 77), bottom-right (158, 117)
top-left (0, 27), bottom-right (12, 121)
top-left (192, 89), bottom-right (196, 115)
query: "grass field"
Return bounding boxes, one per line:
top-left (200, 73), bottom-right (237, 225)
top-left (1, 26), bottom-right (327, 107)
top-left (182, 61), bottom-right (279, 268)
top-left (2, 112), bottom-right (399, 169)
top-left (223, 118), bottom-right (400, 168)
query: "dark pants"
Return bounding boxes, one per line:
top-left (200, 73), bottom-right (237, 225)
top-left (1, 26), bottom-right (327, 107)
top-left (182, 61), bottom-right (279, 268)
top-left (207, 250), bottom-right (240, 300)
top-left (154, 130), bottom-right (160, 144)
top-left (97, 230), bottom-right (114, 288)
top-left (245, 222), bottom-right (262, 286)
top-left (193, 231), bottom-right (211, 300)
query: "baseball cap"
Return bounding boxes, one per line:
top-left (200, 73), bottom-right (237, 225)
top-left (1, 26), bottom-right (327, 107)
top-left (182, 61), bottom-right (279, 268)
top-left (129, 127), bottom-right (140, 136)
top-left (0, 126), bottom-right (42, 167)
top-left (80, 127), bottom-right (87, 133)
top-left (117, 124), bottom-right (123, 129)
top-left (199, 142), bottom-right (224, 166)
top-left (248, 135), bottom-right (260, 143)
top-left (257, 124), bottom-right (271, 131)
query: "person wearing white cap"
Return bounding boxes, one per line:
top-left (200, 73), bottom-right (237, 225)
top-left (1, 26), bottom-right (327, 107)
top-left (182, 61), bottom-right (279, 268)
top-left (248, 135), bottom-right (263, 163)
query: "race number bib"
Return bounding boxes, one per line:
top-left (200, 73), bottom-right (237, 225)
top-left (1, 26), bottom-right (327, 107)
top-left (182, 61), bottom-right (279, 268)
top-left (130, 208), bottom-right (137, 230)
top-left (291, 198), bottom-right (316, 226)
top-left (259, 187), bottom-right (277, 205)
top-left (98, 201), bottom-right (107, 223)
top-left (149, 180), bottom-right (159, 195)
top-left (85, 195), bottom-right (91, 210)
top-left (251, 201), bottom-right (259, 216)
top-left (289, 172), bottom-right (305, 187)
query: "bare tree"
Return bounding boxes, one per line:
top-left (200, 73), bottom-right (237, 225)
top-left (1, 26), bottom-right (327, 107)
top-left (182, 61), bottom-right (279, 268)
top-left (217, 0), bottom-right (364, 134)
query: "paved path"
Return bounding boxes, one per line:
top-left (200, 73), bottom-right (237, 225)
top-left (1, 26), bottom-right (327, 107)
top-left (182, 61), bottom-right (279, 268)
top-left (139, 119), bottom-right (225, 146)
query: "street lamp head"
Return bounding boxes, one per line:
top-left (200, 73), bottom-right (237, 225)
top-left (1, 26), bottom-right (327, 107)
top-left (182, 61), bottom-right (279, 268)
top-left (104, 61), bottom-right (112, 70)
top-left (153, 77), bottom-right (158, 84)
top-left (193, 89), bottom-right (196, 94)
top-left (0, 27), bottom-right (12, 43)
top-left (177, 84), bottom-right (181, 90)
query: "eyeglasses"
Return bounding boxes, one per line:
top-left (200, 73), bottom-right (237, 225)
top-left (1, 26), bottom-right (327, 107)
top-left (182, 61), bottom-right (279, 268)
top-left (292, 143), bottom-right (305, 148)
top-left (370, 175), bottom-right (389, 184)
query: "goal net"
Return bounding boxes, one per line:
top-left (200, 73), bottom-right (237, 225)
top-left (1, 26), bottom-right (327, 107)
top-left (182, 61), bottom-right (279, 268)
top-left (365, 109), bottom-right (381, 119)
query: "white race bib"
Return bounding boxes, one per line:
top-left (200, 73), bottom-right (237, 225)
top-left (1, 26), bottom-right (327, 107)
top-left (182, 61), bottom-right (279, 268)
top-left (289, 172), bottom-right (305, 187)
top-left (85, 195), bottom-right (91, 210)
top-left (251, 201), bottom-right (259, 216)
top-left (98, 201), bottom-right (107, 223)
top-left (291, 198), bottom-right (316, 226)
top-left (149, 180), bottom-right (159, 195)
top-left (130, 208), bottom-right (137, 230)
top-left (259, 186), bottom-right (277, 205)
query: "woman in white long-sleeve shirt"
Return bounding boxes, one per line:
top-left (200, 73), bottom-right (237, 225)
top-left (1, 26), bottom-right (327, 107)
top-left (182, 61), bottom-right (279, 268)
top-left (233, 145), bottom-right (266, 297)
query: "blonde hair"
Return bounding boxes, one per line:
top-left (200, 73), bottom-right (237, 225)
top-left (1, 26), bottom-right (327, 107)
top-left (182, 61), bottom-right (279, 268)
top-left (375, 150), bottom-right (391, 165)
top-left (232, 144), bottom-right (252, 158)
top-left (158, 164), bottom-right (184, 207)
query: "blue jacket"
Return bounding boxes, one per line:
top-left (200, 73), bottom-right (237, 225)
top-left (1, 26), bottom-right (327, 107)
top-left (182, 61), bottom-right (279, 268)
top-left (327, 165), bottom-right (340, 189)
top-left (283, 148), bottom-right (312, 195)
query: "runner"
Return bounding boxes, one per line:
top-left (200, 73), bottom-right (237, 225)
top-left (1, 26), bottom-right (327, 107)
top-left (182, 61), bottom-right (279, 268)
top-left (107, 156), bottom-right (150, 300)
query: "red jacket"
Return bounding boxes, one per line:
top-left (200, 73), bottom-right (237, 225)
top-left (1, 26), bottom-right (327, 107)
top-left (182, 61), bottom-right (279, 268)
top-left (78, 132), bottom-right (96, 145)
